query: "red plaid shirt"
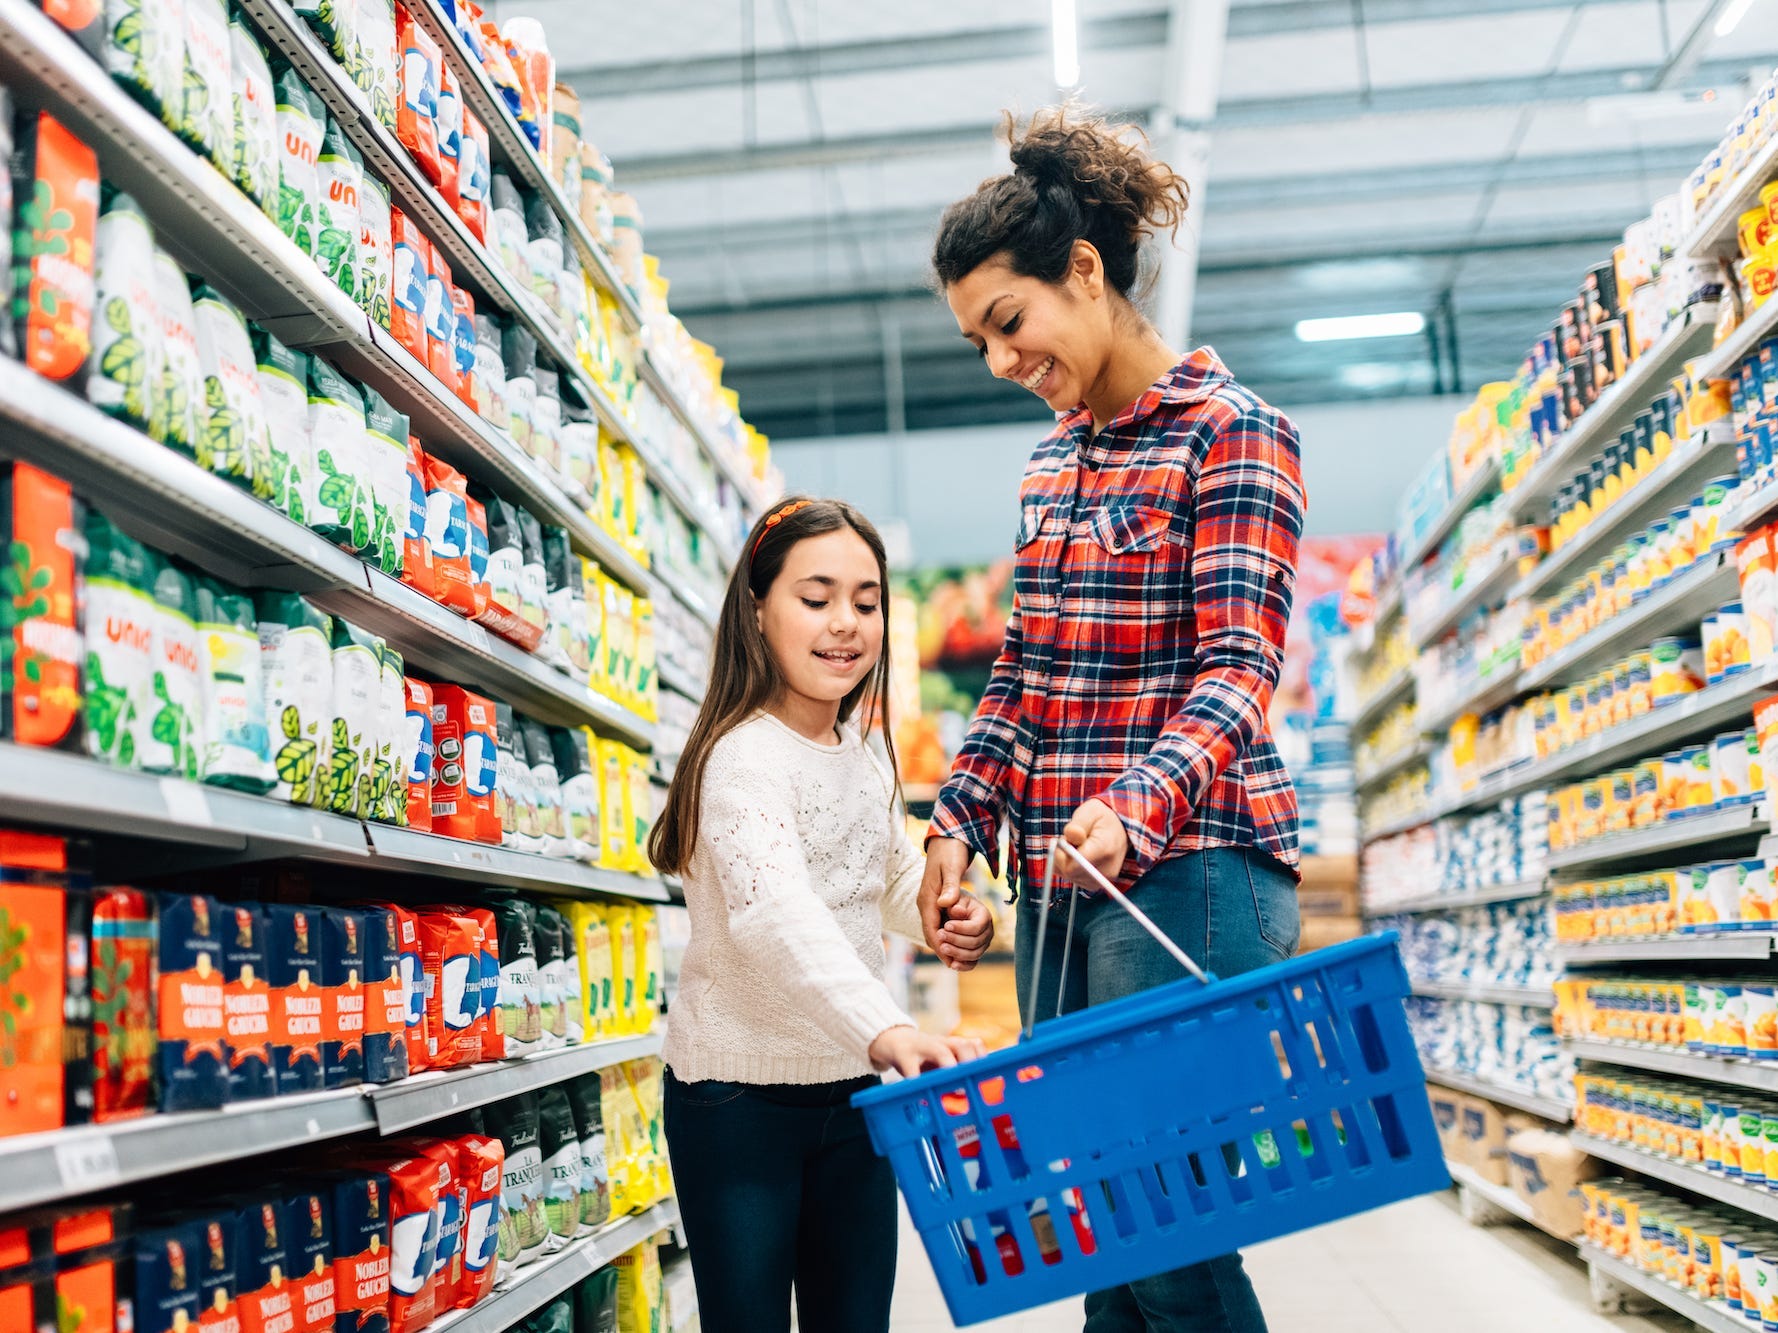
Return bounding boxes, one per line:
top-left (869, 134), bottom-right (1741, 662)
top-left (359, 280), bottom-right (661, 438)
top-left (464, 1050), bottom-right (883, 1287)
top-left (929, 348), bottom-right (1305, 897)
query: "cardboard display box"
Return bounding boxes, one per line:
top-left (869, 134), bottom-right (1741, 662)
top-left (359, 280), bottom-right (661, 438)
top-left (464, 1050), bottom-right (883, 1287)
top-left (1508, 1128), bottom-right (1600, 1238)
top-left (1455, 1097), bottom-right (1541, 1184)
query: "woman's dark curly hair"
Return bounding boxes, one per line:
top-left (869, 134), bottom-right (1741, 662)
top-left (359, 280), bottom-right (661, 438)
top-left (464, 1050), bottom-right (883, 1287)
top-left (933, 102), bottom-right (1190, 301)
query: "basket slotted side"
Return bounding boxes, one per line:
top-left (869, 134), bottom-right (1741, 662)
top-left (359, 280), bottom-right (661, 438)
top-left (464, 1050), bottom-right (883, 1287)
top-left (855, 933), bottom-right (1449, 1326)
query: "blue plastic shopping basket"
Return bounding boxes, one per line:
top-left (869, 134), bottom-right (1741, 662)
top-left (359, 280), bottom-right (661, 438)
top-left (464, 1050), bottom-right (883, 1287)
top-left (854, 838), bottom-right (1449, 1325)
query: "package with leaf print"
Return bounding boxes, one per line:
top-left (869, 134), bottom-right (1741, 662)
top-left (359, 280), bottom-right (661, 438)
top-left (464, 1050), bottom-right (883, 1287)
top-left (354, 0), bottom-right (399, 133)
top-left (0, 831), bottom-right (91, 1136)
top-left (91, 884), bottom-right (153, 1122)
top-left (11, 110), bottom-right (98, 385)
top-left (141, 557), bottom-right (206, 781)
top-left (152, 250), bottom-right (203, 454)
top-left (326, 618), bottom-right (382, 818)
top-left (255, 591), bottom-right (333, 806)
top-left (1, 463), bottom-right (84, 752)
top-left (305, 355), bottom-right (374, 552)
top-left (178, 0), bottom-right (233, 168)
top-left (155, 891), bottom-right (230, 1111)
top-left (85, 191), bottom-right (161, 432)
top-left (358, 173), bottom-right (393, 331)
top-left (81, 513), bottom-right (153, 770)
top-left (361, 386), bottom-right (408, 578)
top-left (230, 18), bottom-right (278, 210)
top-left (272, 62), bottom-right (322, 258)
top-left (102, 0), bottom-right (178, 126)
top-left (220, 902), bottom-right (275, 1102)
top-left (419, 454), bottom-right (475, 616)
top-left (316, 117), bottom-right (362, 302)
top-left (197, 579), bottom-right (274, 793)
top-left (293, 0), bottom-right (357, 72)
top-left (373, 640), bottom-right (405, 824)
top-left (264, 903), bottom-right (324, 1093)
top-left (193, 284), bottom-right (274, 495)
top-left (251, 328), bottom-right (314, 527)
top-left (0, 94), bottom-right (11, 363)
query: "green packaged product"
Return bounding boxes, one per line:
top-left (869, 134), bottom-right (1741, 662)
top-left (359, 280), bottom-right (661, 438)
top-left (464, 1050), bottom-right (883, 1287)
top-left (104, 0), bottom-right (184, 125)
top-left (294, 0), bottom-right (355, 68)
top-left (326, 617), bottom-right (382, 816)
top-left (142, 557), bottom-right (205, 780)
top-left (353, 0), bottom-right (398, 131)
top-left (574, 1267), bottom-right (619, 1333)
top-left (229, 18), bottom-right (278, 210)
top-left (537, 1085), bottom-right (582, 1245)
top-left (196, 577), bottom-right (273, 792)
top-left (316, 117), bottom-right (361, 300)
top-left (250, 326), bottom-right (313, 526)
top-left (256, 589), bottom-right (333, 805)
top-left (82, 511), bottom-right (157, 769)
top-left (305, 355), bottom-right (373, 551)
top-left (357, 172), bottom-right (393, 330)
top-left (484, 1092), bottom-right (547, 1266)
top-left (272, 62), bottom-right (321, 257)
top-left (372, 640), bottom-right (404, 824)
top-left (361, 384), bottom-right (408, 577)
top-left (179, 0), bottom-right (233, 167)
top-left (86, 191), bottom-right (162, 432)
top-left (564, 1072), bottom-right (609, 1228)
top-left (152, 250), bottom-right (203, 454)
top-left (192, 283), bottom-right (273, 494)
top-left (532, 901), bottom-right (569, 1041)
top-left (523, 1295), bottom-right (572, 1333)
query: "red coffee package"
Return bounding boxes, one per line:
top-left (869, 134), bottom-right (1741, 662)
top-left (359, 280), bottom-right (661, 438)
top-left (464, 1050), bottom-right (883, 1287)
top-left (456, 107), bottom-right (490, 243)
top-left (399, 436), bottom-right (436, 600)
top-left (395, 4), bottom-right (441, 185)
top-left (91, 886), bottom-right (153, 1122)
top-left (455, 1135), bottom-right (504, 1308)
top-left (424, 241), bottom-right (458, 393)
top-left (465, 906), bottom-right (501, 1059)
top-left (396, 1139), bottom-right (465, 1310)
top-left (413, 911), bottom-right (482, 1067)
top-left (429, 686), bottom-right (497, 844)
top-left (465, 496), bottom-right (492, 619)
top-left (420, 455), bottom-right (476, 618)
top-left (390, 207), bottom-right (430, 366)
top-left (404, 676), bottom-right (434, 832)
top-left (437, 65), bottom-right (462, 214)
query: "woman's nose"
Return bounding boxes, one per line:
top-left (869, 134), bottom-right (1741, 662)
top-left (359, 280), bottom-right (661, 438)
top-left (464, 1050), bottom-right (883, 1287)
top-left (986, 343), bottom-right (1019, 380)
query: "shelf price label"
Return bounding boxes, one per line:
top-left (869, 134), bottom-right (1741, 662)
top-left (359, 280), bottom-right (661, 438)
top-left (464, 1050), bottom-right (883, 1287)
top-left (54, 1135), bottom-right (122, 1192)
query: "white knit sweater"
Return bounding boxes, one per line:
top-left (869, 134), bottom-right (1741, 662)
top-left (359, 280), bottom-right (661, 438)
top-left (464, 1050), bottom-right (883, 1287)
top-left (662, 712), bottom-right (924, 1085)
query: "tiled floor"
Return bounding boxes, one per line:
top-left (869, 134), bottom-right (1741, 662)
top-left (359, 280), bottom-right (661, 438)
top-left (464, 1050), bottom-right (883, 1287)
top-left (887, 1191), bottom-right (1694, 1332)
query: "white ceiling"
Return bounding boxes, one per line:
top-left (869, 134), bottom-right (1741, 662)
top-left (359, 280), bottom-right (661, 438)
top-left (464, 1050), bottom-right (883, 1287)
top-left (494, 0), bottom-right (1778, 438)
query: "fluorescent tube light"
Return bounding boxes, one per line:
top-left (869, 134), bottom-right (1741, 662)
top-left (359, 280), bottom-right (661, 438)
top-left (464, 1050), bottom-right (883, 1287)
top-left (1295, 312), bottom-right (1427, 342)
top-left (1717, 0), bottom-right (1758, 36)
top-left (1052, 0), bottom-right (1079, 87)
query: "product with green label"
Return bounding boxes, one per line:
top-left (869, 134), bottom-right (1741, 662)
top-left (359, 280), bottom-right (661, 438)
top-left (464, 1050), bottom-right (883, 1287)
top-left (197, 578), bottom-right (273, 792)
top-left (294, 0), bottom-right (356, 68)
top-left (250, 327), bottom-right (313, 526)
top-left (143, 558), bottom-right (205, 780)
top-left (316, 117), bottom-right (361, 300)
top-left (272, 63), bottom-right (321, 258)
top-left (257, 590), bottom-right (333, 805)
top-left (327, 617), bottom-right (382, 817)
top-left (353, 0), bottom-right (399, 131)
top-left (229, 19), bottom-right (279, 211)
top-left (83, 511), bottom-right (157, 769)
top-left (306, 356), bottom-right (373, 551)
top-left (179, 0), bottom-right (233, 168)
top-left (86, 191), bottom-right (162, 433)
top-left (358, 173), bottom-right (393, 330)
top-left (105, 0), bottom-right (184, 126)
top-left (373, 640), bottom-right (404, 824)
top-left (361, 385), bottom-right (408, 577)
top-left (192, 284), bottom-right (273, 495)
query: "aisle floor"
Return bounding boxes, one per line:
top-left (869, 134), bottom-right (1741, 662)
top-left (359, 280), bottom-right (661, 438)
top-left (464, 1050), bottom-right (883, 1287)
top-left (888, 1190), bottom-right (1693, 1332)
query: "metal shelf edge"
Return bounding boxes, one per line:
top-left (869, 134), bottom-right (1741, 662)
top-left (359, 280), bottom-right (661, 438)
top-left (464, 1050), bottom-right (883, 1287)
top-left (1546, 805), bottom-right (1767, 873)
top-left (1424, 1067), bottom-right (1571, 1122)
top-left (1556, 932), bottom-right (1778, 964)
top-left (1572, 1133), bottom-right (1778, 1227)
top-left (1566, 1037), bottom-right (1778, 1094)
top-left (1365, 879), bottom-right (1548, 917)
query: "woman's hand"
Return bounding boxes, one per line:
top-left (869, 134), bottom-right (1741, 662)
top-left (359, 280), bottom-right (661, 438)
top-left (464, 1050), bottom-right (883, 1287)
top-left (1061, 799), bottom-right (1129, 885)
top-left (868, 1026), bottom-right (988, 1077)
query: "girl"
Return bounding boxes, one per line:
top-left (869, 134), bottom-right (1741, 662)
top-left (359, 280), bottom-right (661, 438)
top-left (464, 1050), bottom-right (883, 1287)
top-left (921, 105), bottom-right (1307, 1333)
top-left (649, 496), bottom-right (994, 1333)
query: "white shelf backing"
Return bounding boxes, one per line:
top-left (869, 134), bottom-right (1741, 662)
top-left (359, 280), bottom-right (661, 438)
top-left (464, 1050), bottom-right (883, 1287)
top-left (1367, 879), bottom-right (1548, 917)
top-left (1546, 804), bottom-right (1768, 874)
top-left (1352, 666), bottom-right (1416, 737)
top-left (1424, 1067), bottom-right (1572, 1123)
top-left (1556, 933), bottom-right (1778, 965)
top-left (1573, 1132), bottom-right (1778, 1227)
top-left (0, 1035), bottom-right (664, 1212)
top-left (1412, 981), bottom-right (1555, 1009)
top-left (1581, 1243), bottom-right (1751, 1333)
top-left (1408, 545), bottom-right (1522, 650)
top-left (1399, 459), bottom-right (1503, 584)
top-left (1520, 555), bottom-right (1740, 694)
top-left (1567, 1036), bottom-right (1778, 1096)
top-left (1507, 304), bottom-right (1721, 524)
top-left (1418, 665), bottom-right (1525, 736)
top-left (430, 1202), bottom-right (680, 1333)
top-left (1510, 432), bottom-right (1741, 607)
top-left (1356, 740), bottom-right (1435, 792)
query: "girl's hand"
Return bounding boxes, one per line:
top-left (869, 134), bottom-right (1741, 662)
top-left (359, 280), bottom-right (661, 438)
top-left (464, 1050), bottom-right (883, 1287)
top-left (919, 836), bottom-right (973, 951)
top-left (936, 893), bottom-right (994, 971)
top-left (868, 1027), bottom-right (988, 1077)
top-left (1061, 799), bottom-right (1129, 885)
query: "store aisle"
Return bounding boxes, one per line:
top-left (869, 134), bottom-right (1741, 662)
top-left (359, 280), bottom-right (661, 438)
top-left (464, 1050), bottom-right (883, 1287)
top-left (889, 1192), bottom-right (1691, 1332)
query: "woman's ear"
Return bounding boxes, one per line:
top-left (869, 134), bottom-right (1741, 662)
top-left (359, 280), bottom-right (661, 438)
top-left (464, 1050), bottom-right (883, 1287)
top-left (1069, 240), bottom-right (1105, 299)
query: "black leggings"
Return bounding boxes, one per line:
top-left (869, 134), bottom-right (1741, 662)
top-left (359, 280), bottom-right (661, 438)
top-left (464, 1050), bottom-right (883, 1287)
top-left (664, 1068), bottom-right (897, 1333)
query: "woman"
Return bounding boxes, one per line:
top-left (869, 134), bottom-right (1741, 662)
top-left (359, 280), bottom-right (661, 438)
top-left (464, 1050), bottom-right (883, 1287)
top-left (920, 104), bottom-right (1306, 1333)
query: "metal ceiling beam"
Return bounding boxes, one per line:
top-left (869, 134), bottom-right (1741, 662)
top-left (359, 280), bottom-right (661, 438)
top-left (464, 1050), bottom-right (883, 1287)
top-left (563, 0), bottom-right (1624, 99)
top-left (614, 55), bottom-right (1764, 181)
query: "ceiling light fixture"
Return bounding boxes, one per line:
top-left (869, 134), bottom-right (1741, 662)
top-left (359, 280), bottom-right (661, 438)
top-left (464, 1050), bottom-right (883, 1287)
top-left (1052, 0), bottom-right (1079, 87)
top-left (1716, 0), bottom-right (1759, 36)
top-left (1295, 312), bottom-right (1427, 342)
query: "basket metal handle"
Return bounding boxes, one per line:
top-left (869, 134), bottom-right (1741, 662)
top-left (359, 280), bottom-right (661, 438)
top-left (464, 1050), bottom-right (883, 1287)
top-left (1021, 836), bottom-right (1212, 1039)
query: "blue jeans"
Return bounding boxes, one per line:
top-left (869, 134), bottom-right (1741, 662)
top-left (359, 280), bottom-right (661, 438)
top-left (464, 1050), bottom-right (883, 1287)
top-left (664, 1069), bottom-right (896, 1333)
top-left (1013, 846), bottom-right (1301, 1333)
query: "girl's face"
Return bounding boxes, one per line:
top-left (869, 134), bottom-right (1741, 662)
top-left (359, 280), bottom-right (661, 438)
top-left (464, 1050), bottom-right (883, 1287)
top-left (947, 247), bottom-right (1110, 413)
top-left (756, 528), bottom-right (885, 721)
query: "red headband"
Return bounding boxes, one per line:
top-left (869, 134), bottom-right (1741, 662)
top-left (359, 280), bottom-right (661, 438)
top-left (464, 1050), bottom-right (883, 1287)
top-left (751, 500), bottom-right (814, 560)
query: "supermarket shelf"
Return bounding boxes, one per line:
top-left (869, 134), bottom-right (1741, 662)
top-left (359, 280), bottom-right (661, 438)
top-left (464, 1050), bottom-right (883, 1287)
top-left (1683, 135), bottom-right (1778, 261)
top-left (1556, 932), bottom-right (1778, 965)
top-left (658, 658), bottom-right (707, 702)
top-left (1566, 1037), bottom-right (1778, 1095)
top-left (1581, 1244), bottom-right (1749, 1333)
top-left (1352, 665), bottom-right (1416, 736)
top-left (1355, 739), bottom-right (1435, 791)
top-left (431, 1201), bottom-right (681, 1333)
top-left (1444, 1157), bottom-right (1537, 1226)
top-left (1509, 431), bottom-right (1741, 606)
top-left (1417, 663), bottom-right (1525, 736)
top-left (1361, 806), bottom-right (1436, 841)
top-left (0, 1035), bottom-right (665, 1212)
top-left (1424, 1067), bottom-right (1571, 1122)
top-left (1407, 542), bottom-right (1522, 649)
top-left (1366, 878), bottom-right (1548, 917)
top-left (1520, 555), bottom-right (1740, 694)
top-left (1573, 1133), bottom-right (1778, 1227)
top-left (668, 580), bottom-right (721, 632)
top-left (1507, 304), bottom-right (1721, 524)
top-left (1695, 284), bottom-right (1778, 386)
top-left (1546, 803), bottom-right (1768, 874)
top-left (1399, 458), bottom-right (1503, 582)
top-left (638, 354), bottom-right (767, 513)
top-left (1412, 980), bottom-right (1555, 1008)
top-left (1733, 474), bottom-right (1778, 535)
top-left (364, 826), bottom-right (668, 902)
top-left (370, 1032), bottom-right (663, 1133)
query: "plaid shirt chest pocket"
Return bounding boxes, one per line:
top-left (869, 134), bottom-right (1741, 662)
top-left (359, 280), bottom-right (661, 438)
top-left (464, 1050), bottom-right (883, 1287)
top-left (1074, 503), bottom-right (1190, 617)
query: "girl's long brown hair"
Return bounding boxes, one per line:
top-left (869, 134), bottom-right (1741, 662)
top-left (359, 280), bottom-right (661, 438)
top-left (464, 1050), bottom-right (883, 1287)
top-left (647, 496), bottom-right (902, 875)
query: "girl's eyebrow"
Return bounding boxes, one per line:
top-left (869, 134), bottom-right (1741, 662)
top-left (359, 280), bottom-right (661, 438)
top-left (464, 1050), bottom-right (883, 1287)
top-left (796, 575), bottom-right (882, 593)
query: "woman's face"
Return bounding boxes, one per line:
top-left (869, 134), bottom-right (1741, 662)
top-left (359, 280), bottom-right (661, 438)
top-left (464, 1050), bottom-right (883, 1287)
top-left (947, 247), bottom-right (1109, 413)
top-left (755, 528), bottom-right (885, 714)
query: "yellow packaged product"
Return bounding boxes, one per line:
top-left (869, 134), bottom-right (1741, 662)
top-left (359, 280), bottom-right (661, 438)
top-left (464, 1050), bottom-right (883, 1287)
top-left (633, 597), bottom-right (656, 717)
top-left (597, 737), bottom-right (632, 869)
top-left (1605, 769), bottom-right (1634, 835)
top-left (626, 749), bottom-right (653, 874)
top-left (583, 560), bottom-right (608, 695)
top-left (624, 1057), bottom-right (668, 1200)
top-left (607, 901), bottom-right (638, 1034)
top-left (598, 434), bottom-right (626, 536)
top-left (630, 902), bottom-right (660, 1028)
top-left (563, 899), bottom-right (615, 1039)
top-left (602, 576), bottom-right (629, 704)
top-left (601, 1063), bottom-right (641, 1214)
top-left (613, 1238), bottom-right (663, 1333)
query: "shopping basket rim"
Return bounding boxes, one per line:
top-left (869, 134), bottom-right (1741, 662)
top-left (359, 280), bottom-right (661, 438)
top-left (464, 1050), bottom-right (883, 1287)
top-left (853, 929), bottom-right (1402, 1110)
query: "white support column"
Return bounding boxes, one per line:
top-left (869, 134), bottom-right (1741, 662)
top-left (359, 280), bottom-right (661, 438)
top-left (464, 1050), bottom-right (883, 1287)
top-left (1150, 0), bottom-right (1230, 348)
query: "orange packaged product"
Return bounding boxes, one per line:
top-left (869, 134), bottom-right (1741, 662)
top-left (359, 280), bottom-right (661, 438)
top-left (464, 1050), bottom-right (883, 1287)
top-left (395, 3), bottom-right (442, 185)
top-left (424, 240), bottom-right (458, 394)
top-left (429, 685), bottom-right (498, 843)
top-left (413, 911), bottom-right (483, 1067)
top-left (399, 437), bottom-right (436, 601)
top-left (421, 454), bottom-right (477, 616)
top-left (0, 832), bottom-right (89, 1137)
top-left (13, 112), bottom-right (98, 383)
top-left (2, 464), bottom-right (84, 750)
top-left (456, 107), bottom-right (490, 244)
top-left (465, 495), bottom-right (493, 618)
top-left (454, 1134), bottom-right (504, 1307)
top-left (390, 207), bottom-right (430, 366)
